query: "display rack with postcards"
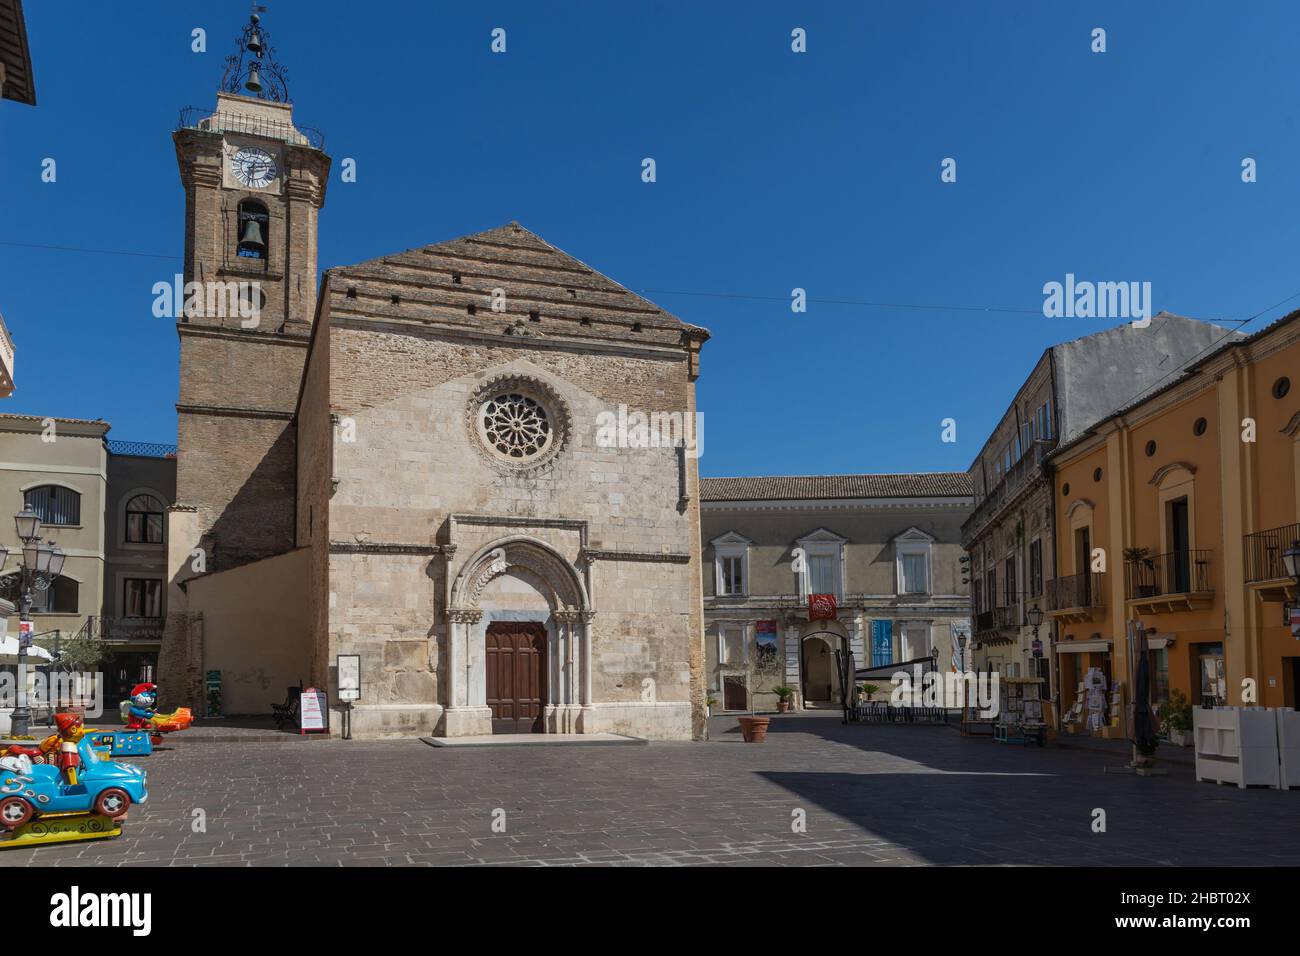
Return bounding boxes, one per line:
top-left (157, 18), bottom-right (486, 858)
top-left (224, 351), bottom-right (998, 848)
top-left (993, 676), bottom-right (1046, 746)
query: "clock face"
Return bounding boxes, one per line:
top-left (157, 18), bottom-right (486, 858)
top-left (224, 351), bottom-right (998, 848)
top-left (230, 146), bottom-right (277, 188)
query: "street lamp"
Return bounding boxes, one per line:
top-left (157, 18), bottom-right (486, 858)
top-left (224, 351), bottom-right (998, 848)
top-left (1027, 604), bottom-right (1045, 629)
top-left (1282, 540), bottom-right (1300, 586)
top-left (7, 508), bottom-right (65, 738)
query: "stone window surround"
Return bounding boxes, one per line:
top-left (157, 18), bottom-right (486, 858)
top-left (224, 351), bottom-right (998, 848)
top-left (710, 531), bottom-right (751, 598)
top-left (116, 485), bottom-right (170, 550)
top-left (796, 528), bottom-right (846, 601)
top-left (894, 527), bottom-right (934, 597)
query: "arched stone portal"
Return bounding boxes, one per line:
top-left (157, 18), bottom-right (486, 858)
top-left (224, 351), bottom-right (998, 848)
top-left (798, 619), bottom-right (849, 708)
top-left (444, 536), bottom-right (592, 736)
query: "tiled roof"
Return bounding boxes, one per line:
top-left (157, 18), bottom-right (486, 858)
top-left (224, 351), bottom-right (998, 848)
top-left (329, 222), bottom-right (709, 346)
top-left (700, 473), bottom-right (973, 502)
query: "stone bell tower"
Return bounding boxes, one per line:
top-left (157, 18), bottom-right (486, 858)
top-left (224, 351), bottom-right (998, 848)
top-left (160, 12), bottom-right (329, 705)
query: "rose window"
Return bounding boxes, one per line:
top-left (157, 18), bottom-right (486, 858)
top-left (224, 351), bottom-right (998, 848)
top-left (480, 392), bottom-right (553, 460)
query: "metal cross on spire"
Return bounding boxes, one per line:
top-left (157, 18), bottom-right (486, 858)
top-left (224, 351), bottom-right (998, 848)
top-left (220, 5), bottom-right (291, 103)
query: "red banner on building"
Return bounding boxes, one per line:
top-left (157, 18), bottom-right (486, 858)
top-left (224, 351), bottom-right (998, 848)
top-left (808, 594), bottom-right (837, 620)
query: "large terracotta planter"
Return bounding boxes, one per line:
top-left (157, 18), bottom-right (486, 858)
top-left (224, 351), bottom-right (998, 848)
top-left (777, 700), bottom-right (791, 713)
top-left (738, 716), bottom-right (770, 742)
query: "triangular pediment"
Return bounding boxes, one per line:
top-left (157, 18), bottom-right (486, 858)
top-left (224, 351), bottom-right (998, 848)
top-left (797, 527), bottom-right (847, 544)
top-left (710, 531), bottom-right (752, 549)
top-left (894, 526), bottom-right (935, 543)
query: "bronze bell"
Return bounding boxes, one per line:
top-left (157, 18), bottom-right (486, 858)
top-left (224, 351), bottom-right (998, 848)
top-left (245, 63), bottom-right (263, 94)
top-left (246, 29), bottom-right (263, 55)
top-left (239, 218), bottom-right (266, 253)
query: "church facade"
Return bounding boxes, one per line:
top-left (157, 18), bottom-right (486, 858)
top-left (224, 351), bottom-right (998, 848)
top-left (158, 19), bottom-right (709, 739)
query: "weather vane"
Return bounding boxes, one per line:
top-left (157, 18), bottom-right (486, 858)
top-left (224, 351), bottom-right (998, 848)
top-left (220, 5), bottom-right (290, 103)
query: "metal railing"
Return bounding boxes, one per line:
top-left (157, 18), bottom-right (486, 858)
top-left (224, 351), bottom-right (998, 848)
top-left (962, 451), bottom-right (1047, 542)
top-left (105, 439), bottom-right (176, 458)
top-left (1244, 523), bottom-right (1300, 584)
top-left (1124, 550), bottom-right (1212, 600)
top-left (86, 616), bottom-right (165, 643)
top-left (994, 603), bottom-right (1022, 629)
top-left (178, 106), bottom-right (325, 150)
top-left (1048, 572), bottom-right (1106, 610)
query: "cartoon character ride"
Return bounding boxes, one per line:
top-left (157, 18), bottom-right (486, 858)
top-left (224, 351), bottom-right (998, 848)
top-left (0, 735), bottom-right (147, 828)
top-left (0, 737), bottom-right (147, 849)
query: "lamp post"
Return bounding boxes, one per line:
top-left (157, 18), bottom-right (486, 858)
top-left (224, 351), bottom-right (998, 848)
top-left (1027, 603), bottom-right (1045, 658)
top-left (4, 508), bottom-right (66, 738)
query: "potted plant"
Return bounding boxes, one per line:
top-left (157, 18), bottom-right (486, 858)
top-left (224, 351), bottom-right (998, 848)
top-left (737, 643), bottom-right (782, 742)
top-left (774, 686), bottom-right (794, 712)
top-left (1158, 689), bottom-right (1194, 746)
top-left (1123, 546), bottom-right (1157, 597)
top-left (860, 682), bottom-right (880, 701)
top-left (706, 696), bottom-right (717, 719)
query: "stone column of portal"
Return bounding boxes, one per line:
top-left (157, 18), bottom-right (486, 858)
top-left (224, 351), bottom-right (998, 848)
top-left (443, 608), bottom-right (484, 734)
top-left (578, 610), bottom-right (596, 732)
top-left (552, 608), bottom-right (581, 732)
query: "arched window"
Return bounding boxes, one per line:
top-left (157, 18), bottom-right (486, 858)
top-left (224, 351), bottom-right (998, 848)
top-left (23, 485), bottom-right (80, 526)
top-left (0, 572), bottom-right (78, 614)
top-left (125, 494), bottom-right (165, 544)
top-left (237, 200), bottom-right (269, 259)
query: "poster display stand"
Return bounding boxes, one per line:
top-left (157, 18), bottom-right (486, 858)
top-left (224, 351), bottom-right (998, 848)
top-left (298, 687), bottom-right (329, 734)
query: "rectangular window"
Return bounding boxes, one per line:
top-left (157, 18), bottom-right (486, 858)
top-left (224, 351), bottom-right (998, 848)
top-left (721, 627), bottom-right (745, 665)
top-left (973, 579), bottom-right (983, 614)
top-left (1029, 539), bottom-right (1043, 597)
top-left (23, 485), bottom-right (80, 526)
top-left (986, 568), bottom-right (997, 607)
top-left (124, 578), bottom-right (163, 618)
top-left (900, 552), bottom-right (928, 594)
top-left (1004, 556), bottom-right (1017, 607)
top-left (718, 556), bottom-right (744, 596)
top-left (808, 554), bottom-right (835, 595)
top-left (32, 577), bottom-right (78, 614)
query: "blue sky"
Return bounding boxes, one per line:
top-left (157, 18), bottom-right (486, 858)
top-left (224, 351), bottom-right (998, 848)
top-left (1, 1), bottom-right (1297, 477)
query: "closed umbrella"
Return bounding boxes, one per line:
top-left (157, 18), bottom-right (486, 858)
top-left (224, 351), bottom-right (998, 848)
top-left (1132, 644), bottom-right (1157, 757)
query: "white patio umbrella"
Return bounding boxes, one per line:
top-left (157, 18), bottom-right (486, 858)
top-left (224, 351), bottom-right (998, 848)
top-left (0, 635), bottom-right (54, 663)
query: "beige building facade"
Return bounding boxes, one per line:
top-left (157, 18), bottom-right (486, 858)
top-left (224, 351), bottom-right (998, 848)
top-left (701, 474), bottom-right (972, 712)
top-left (0, 414), bottom-right (108, 641)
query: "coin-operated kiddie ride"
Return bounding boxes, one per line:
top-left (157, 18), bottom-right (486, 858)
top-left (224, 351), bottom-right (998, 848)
top-left (0, 711), bottom-right (147, 850)
top-left (92, 683), bottom-right (194, 757)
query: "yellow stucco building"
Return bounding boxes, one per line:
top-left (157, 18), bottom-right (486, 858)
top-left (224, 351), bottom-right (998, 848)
top-left (1048, 310), bottom-right (1300, 735)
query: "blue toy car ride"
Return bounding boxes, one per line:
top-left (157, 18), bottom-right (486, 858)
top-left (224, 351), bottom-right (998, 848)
top-left (0, 736), bottom-right (148, 829)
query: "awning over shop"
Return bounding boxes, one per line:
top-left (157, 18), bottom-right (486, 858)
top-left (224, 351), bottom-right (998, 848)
top-left (1055, 640), bottom-right (1111, 654)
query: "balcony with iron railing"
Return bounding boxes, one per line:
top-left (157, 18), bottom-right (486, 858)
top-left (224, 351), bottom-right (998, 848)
top-left (962, 450), bottom-right (1050, 544)
top-left (85, 615), bottom-right (166, 644)
top-left (1047, 572), bottom-right (1106, 623)
top-left (1124, 549), bottom-right (1214, 612)
top-left (1243, 523), bottom-right (1300, 599)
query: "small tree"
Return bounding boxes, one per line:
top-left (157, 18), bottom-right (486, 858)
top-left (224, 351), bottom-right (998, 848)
top-left (745, 642), bottom-right (783, 715)
top-left (54, 630), bottom-right (109, 673)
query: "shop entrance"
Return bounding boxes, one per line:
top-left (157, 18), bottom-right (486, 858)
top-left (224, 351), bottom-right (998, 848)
top-left (485, 622), bottom-right (547, 733)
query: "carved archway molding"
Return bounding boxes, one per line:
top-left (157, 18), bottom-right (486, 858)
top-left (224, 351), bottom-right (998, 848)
top-left (1149, 461), bottom-right (1197, 486)
top-left (448, 534), bottom-right (590, 614)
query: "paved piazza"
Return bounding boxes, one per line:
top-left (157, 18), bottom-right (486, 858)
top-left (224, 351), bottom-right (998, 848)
top-left (2, 715), bottom-right (1295, 867)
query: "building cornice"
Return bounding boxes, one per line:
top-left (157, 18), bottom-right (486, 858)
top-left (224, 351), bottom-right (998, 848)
top-left (702, 495), bottom-right (972, 513)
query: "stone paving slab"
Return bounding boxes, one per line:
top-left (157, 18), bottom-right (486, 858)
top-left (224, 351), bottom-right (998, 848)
top-left (2, 715), bottom-right (1296, 867)
top-left (420, 732), bottom-right (645, 748)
